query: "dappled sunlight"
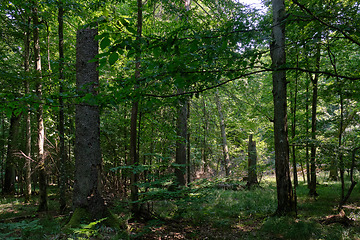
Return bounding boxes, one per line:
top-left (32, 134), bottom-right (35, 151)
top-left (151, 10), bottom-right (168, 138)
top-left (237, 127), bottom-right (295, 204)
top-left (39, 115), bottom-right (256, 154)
top-left (0, 199), bottom-right (35, 218)
top-left (0, 0), bottom-right (359, 238)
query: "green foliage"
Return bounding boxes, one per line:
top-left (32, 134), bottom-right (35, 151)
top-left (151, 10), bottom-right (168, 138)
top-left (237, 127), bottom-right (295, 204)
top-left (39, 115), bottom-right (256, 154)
top-left (149, 178), bottom-right (277, 226)
top-left (69, 218), bottom-right (106, 238)
top-left (1, 179), bottom-right (360, 239)
top-left (0, 0), bottom-right (360, 238)
top-left (0, 215), bottom-right (63, 240)
top-left (0, 220), bottom-right (43, 240)
top-left (133, 178), bottom-right (360, 239)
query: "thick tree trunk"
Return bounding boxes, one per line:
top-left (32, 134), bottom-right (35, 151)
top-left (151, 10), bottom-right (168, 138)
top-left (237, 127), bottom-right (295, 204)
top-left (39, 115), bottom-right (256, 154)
top-left (175, 0), bottom-right (191, 186)
top-left (33, 4), bottom-right (48, 212)
top-left (215, 89), bottom-right (230, 176)
top-left (3, 113), bottom-right (21, 194)
top-left (73, 27), bottom-right (105, 219)
top-left (247, 134), bottom-right (258, 188)
top-left (270, 0), bottom-right (295, 215)
top-left (58, 1), bottom-right (67, 212)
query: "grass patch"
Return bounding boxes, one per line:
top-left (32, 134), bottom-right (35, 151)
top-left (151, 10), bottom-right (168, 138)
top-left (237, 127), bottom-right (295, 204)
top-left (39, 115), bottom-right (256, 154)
top-left (0, 176), bottom-right (360, 239)
top-left (261, 216), bottom-right (321, 239)
top-left (141, 177), bottom-right (360, 239)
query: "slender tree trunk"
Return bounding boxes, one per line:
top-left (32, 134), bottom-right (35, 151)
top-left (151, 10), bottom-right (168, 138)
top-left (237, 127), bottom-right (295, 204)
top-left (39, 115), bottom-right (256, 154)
top-left (175, 92), bottom-right (188, 186)
top-left (215, 89), bottom-right (230, 176)
top-left (328, 46), bottom-right (340, 182)
top-left (305, 81), bottom-right (310, 185)
top-left (3, 113), bottom-right (21, 194)
top-left (247, 134), bottom-right (258, 188)
top-left (130, 100), bottom-right (139, 214)
top-left (338, 147), bottom-right (359, 210)
top-left (290, 61), bottom-right (298, 210)
top-left (73, 27), bottom-right (106, 220)
top-left (329, 163), bottom-right (339, 180)
top-left (291, 55), bottom-right (299, 187)
top-left (122, 110), bottom-right (129, 195)
top-left (202, 97), bottom-right (208, 173)
top-left (0, 115), bottom-right (5, 188)
top-left (137, 111), bottom-right (142, 182)
top-left (130, 0), bottom-right (143, 217)
top-left (187, 101), bottom-right (191, 184)
top-left (24, 16), bottom-right (32, 202)
top-left (309, 43), bottom-right (320, 197)
top-left (300, 162), bottom-right (306, 182)
top-left (46, 22), bottom-right (51, 74)
top-left (58, 1), bottom-right (67, 212)
top-left (309, 80), bottom-right (318, 196)
top-left (32, 3), bottom-right (48, 212)
top-left (270, 0), bottom-right (295, 216)
top-left (339, 93), bottom-right (344, 200)
top-left (24, 84), bottom-right (32, 201)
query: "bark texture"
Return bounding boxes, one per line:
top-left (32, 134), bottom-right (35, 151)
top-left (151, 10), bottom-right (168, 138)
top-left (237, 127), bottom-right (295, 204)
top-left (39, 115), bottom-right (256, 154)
top-left (270, 0), bottom-right (295, 215)
top-left (73, 27), bottom-right (105, 219)
top-left (175, 0), bottom-right (191, 186)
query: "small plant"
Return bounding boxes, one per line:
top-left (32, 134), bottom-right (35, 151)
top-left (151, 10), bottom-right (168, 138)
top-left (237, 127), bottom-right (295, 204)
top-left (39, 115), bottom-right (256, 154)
top-left (68, 218), bottom-right (107, 239)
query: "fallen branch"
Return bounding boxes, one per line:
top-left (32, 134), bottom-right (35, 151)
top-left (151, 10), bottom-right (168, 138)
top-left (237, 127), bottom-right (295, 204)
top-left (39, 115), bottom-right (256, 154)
top-left (320, 210), bottom-right (353, 226)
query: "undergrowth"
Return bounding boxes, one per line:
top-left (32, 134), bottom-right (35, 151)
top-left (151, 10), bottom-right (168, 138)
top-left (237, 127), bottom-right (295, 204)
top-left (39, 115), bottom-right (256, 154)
top-left (0, 175), bottom-right (359, 239)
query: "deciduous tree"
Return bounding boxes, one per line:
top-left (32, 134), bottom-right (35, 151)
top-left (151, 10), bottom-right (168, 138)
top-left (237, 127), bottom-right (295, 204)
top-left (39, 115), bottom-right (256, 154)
top-left (270, 0), bottom-right (296, 215)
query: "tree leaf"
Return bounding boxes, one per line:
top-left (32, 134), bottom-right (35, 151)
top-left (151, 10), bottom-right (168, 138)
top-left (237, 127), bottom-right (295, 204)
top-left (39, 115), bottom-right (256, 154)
top-left (108, 52), bottom-right (119, 65)
top-left (100, 38), bottom-right (111, 50)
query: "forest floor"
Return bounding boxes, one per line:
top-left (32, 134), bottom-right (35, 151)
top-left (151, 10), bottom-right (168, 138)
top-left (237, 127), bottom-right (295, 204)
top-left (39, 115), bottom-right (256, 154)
top-left (1, 175), bottom-right (360, 239)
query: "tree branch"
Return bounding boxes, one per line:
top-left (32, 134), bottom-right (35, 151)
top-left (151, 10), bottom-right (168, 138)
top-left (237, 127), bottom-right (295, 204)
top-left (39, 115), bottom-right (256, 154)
top-left (144, 69), bottom-right (269, 98)
top-left (292, 0), bottom-right (360, 46)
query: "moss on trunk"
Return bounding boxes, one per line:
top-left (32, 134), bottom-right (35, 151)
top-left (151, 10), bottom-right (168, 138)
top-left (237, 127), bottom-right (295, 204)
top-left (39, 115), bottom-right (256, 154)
top-left (64, 207), bottom-right (124, 230)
